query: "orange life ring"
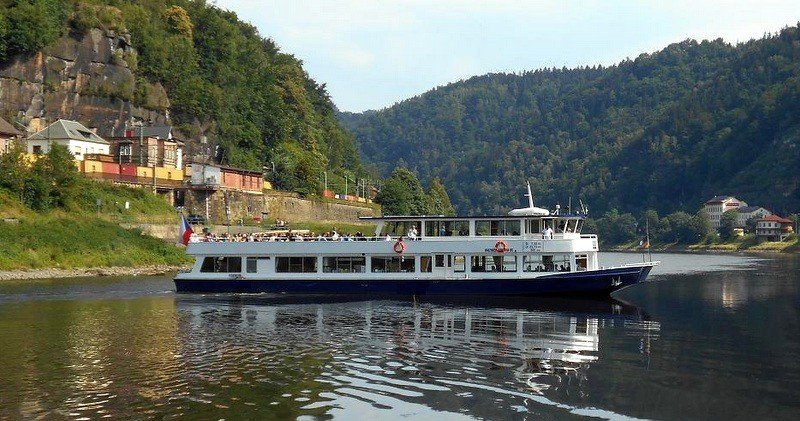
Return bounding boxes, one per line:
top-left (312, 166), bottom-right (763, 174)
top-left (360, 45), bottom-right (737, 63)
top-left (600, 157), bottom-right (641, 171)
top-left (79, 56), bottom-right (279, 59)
top-left (494, 240), bottom-right (509, 253)
top-left (393, 240), bottom-right (406, 254)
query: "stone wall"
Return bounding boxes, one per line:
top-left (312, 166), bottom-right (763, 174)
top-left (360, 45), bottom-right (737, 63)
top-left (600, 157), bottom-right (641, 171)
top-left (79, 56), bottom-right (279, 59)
top-left (182, 189), bottom-right (266, 224)
top-left (264, 191), bottom-right (380, 222)
top-left (180, 188), bottom-right (379, 224)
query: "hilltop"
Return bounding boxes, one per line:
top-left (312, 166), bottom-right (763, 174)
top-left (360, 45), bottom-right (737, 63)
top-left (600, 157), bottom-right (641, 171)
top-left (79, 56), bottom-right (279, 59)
top-left (340, 24), bottom-right (800, 216)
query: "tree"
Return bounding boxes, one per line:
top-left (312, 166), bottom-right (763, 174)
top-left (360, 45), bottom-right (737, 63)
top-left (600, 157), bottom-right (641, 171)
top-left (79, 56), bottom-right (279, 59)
top-left (164, 6), bottom-right (193, 38)
top-left (425, 177), bottom-right (455, 216)
top-left (42, 144), bottom-right (80, 207)
top-left (375, 167), bottom-right (427, 215)
top-left (593, 209), bottom-right (638, 245)
top-left (719, 209), bottom-right (739, 241)
top-left (693, 210), bottom-right (715, 243)
top-left (0, 143), bottom-right (28, 199)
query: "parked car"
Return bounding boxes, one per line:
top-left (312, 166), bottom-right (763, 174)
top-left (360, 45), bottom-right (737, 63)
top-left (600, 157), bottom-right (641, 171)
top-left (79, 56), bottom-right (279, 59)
top-left (186, 214), bottom-right (206, 225)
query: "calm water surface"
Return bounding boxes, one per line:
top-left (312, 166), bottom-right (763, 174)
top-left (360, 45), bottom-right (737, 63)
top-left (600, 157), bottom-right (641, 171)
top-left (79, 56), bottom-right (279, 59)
top-left (0, 253), bottom-right (798, 420)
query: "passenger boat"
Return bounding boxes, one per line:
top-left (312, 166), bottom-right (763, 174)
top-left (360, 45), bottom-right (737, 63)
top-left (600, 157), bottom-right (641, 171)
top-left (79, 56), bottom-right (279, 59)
top-left (174, 183), bottom-right (658, 295)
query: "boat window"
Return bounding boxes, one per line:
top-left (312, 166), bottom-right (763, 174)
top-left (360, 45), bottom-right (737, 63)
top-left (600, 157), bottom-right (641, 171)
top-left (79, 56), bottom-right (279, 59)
top-left (523, 255), bottom-right (545, 272)
top-left (323, 256), bottom-right (366, 273)
top-left (575, 220), bottom-right (584, 233)
top-left (425, 220), bottom-right (469, 237)
top-left (371, 256), bottom-right (415, 273)
top-left (276, 256), bottom-right (317, 273)
top-left (200, 256), bottom-right (242, 273)
top-left (475, 220), bottom-right (520, 236)
top-left (471, 255), bottom-right (516, 272)
top-left (576, 254), bottom-right (588, 271)
top-left (541, 254), bottom-right (571, 272)
top-left (471, 255), bottom-right (488, 272)
top-left (435, 254), bottom-right (446, 268)
top-left (525, 219), bottom-right (541, 234)
top-left (420, 256), bottom-right (432, 273)
top-left (246, 257), bottom-right (258, 273)
top-left (385, 221), bottom-right (420, 236)
top-left (453, 255), bottom-right (466, 272)
top-left (557, 219), bottom-right (568, 233)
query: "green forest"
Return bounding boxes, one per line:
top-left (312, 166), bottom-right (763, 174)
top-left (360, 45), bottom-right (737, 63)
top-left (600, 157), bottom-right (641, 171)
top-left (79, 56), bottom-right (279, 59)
top-left (340, 24), bottom-right (800, 217)
top-left (0, 0), bottom-right (364, 194)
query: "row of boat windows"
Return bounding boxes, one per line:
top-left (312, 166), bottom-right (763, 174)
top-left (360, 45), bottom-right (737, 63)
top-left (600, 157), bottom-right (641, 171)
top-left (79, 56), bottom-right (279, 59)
top-left (383, 219), bottom-right (584, 237)
top-left (199, 254), bottom-right (589, 274)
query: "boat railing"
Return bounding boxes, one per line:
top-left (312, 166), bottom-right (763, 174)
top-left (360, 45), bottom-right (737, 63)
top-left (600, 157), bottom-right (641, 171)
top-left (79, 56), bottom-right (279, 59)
top-left (191, 233), bottom-right (589, 243)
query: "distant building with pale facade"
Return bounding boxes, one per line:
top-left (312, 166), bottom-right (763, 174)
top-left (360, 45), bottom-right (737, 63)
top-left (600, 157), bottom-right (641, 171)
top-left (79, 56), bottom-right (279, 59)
top-left (755, 215), bottom-right (794, 241)
top-left (27, 119), bottom-right (109, 160)
top-left (736, 206), bottom-right (771, 229)
top-left (0, 116), bottom-right (23, 154)
top-left (704, 196), bottom-right (747, 229)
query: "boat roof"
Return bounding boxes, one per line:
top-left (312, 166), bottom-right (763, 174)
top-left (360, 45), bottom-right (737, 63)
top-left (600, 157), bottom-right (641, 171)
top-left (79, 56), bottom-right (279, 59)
top-left (360, 214), bottom-right (587, 221)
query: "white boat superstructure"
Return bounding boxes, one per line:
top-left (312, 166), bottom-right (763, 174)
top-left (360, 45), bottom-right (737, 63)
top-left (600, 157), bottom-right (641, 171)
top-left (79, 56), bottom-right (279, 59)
top-left (175, 187), bottom-right (658, 295)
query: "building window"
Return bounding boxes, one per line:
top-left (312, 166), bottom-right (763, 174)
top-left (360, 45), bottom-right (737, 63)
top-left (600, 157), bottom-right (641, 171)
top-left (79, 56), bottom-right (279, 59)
top-left (276, 256), bottom-right (317, 273)
top-left (323, 256), bottom-right (366, 273)
top-left (200, 256), bottom-right (242, 273)
top-left (32, 145), bottom-right (42, 155)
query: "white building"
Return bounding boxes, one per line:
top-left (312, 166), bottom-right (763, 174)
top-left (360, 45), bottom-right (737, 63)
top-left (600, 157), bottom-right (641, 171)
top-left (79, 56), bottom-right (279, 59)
top-left (735, 206), bottom-right (771, 229)
top-left (704, 196), bottom-right (747, 229)
top-left (189, 163), bottom-right (221, 186)
top-left (27, 119), bottom-right (110, 161)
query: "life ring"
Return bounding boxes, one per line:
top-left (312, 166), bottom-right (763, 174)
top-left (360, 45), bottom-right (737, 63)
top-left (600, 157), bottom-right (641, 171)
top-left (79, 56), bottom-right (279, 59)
top-left (393, 240), bottom-right (406, 254)
top-left (494, 240), bottom-right (509, 253)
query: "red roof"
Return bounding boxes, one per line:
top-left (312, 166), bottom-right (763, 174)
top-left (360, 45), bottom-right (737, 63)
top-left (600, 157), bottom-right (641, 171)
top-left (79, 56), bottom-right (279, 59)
top-left (760, 215), bottom-right (793, 224)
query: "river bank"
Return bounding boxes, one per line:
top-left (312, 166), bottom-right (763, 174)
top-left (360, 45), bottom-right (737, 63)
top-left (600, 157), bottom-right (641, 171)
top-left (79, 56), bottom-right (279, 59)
top-left (609, 238), bottom-right (799, 254)
top-left (0, 264), bottom-right (189, 281)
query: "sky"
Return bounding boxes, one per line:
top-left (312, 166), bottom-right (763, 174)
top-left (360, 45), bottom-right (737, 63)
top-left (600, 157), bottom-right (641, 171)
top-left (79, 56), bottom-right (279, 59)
top-left (216, 1), bottom-right (800, 112)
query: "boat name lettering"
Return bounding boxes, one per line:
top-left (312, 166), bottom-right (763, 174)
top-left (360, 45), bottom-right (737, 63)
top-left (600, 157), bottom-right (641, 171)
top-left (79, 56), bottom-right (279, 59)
top-left (523, 241), bottom-right (544, 252)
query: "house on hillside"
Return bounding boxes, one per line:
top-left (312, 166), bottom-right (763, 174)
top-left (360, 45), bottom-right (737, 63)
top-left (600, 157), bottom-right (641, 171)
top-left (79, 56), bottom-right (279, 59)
top-left (27, 119), bottom-right (109, 161)
top-left (108, 125), bottom-right (184, 169)
top-left (755, 215), bottom-right (794, 241)
top-left (0, 116), bottom-right (23, 154)
top-left (736, 206), bottom-right (771, 229)
top-left (704, 196), bottom-right (748, 229)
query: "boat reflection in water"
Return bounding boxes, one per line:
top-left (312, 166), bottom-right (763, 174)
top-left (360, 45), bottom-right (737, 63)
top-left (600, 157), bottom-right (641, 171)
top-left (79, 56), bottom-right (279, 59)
top-left (175, 295), bottom-right (660, 419)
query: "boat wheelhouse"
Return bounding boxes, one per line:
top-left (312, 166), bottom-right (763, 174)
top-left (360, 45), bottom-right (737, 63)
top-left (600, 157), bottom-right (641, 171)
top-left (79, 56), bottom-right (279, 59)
top-left (175, 186), bottom-right (658, 295)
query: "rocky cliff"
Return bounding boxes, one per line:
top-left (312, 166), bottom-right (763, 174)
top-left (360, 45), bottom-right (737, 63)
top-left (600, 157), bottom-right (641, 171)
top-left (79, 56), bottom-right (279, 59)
top-left (0, 28), bottom-right (169, 134)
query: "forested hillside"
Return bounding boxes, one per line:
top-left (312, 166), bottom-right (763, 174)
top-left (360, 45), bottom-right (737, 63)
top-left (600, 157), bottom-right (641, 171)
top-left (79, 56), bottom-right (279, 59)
top-left (341, 25), bottom-right (800, 215)
top-left (0, 0), bottom-right (363, 193)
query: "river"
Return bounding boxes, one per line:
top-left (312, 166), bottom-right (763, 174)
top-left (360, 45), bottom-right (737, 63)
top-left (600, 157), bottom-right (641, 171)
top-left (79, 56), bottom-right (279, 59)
top-left (0, 253), bottom-right (798, 419)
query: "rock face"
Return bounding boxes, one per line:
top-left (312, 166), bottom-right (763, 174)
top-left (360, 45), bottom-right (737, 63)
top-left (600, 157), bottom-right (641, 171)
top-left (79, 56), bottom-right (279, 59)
top-left (0, 28), bottom-right (168, 135)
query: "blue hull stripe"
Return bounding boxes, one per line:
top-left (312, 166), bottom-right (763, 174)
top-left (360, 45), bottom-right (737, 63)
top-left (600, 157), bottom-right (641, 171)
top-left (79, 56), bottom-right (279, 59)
top-left (175, 266), bottom-right (652, 296)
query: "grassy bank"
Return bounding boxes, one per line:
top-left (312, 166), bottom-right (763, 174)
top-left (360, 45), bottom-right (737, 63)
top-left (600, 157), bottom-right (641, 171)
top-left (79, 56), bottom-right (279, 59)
top-left (0, 215), bottom-right (190, 270)
top-left (0, 180), bottom-right (189, 272)
top-left (609, 237), bottom-right (799, 253)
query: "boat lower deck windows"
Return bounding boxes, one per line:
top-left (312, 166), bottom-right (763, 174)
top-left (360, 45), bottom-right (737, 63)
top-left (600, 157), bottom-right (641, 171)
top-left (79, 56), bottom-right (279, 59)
top-left (200, 256), bottom-right (242, 273)
top-left (371, 256), bottom-right (415, 273)
top-left (576, 254), bottom-right (588, 271)
top-left (453, 255), bottom-right (466, 272)
top-left (323, 256), bottom-right (366, 273)
top-left (471, 255), bottom-right (517, 272)
top-left (246, 257), bottom-right (257, 273)
top-left (276, 256), bottom-right (317, 273)
top-left (420, 256), bottom-right (432, 273)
